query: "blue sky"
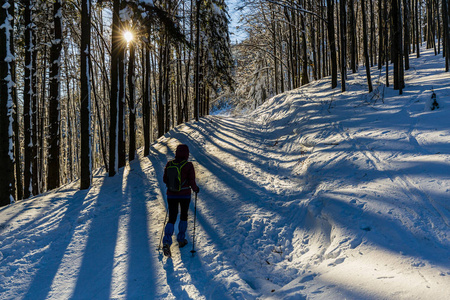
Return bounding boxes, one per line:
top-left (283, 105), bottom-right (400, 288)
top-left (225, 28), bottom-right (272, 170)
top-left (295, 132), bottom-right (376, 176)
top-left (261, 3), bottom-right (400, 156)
top-left (226, 0), bottom-right (247, 43)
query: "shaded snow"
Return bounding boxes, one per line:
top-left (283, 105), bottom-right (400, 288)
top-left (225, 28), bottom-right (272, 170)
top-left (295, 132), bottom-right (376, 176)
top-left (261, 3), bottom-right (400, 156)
top-left (0, 47), bottom-right (449, 299)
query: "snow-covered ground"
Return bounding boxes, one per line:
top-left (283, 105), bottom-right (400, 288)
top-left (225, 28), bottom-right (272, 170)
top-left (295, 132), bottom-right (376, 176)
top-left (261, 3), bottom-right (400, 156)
top-left (1, 47), bottom-right (450, 299)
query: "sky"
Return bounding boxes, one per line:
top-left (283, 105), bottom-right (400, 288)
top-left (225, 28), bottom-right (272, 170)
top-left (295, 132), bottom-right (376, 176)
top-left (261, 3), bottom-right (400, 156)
top-left (226, 0), bottom-right (248, 43)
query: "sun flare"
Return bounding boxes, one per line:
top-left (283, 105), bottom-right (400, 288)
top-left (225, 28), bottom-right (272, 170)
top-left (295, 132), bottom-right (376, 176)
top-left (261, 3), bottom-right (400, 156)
top-left (124, 31), bottom-right (133, 43)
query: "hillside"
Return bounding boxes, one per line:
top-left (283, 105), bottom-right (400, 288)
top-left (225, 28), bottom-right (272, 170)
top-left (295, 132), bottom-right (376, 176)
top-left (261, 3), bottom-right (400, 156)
top-left (1, 47), bottom-right (449, 299)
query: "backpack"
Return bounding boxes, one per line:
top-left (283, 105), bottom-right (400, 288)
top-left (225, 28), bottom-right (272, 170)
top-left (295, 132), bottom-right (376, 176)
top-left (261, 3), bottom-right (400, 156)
top-left (166, 160), bottom-right (189, 192)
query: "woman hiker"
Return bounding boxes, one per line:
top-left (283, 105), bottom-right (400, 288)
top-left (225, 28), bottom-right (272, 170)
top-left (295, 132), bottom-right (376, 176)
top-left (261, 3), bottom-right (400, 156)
top-left (162, 144), bottom-right (200, 257)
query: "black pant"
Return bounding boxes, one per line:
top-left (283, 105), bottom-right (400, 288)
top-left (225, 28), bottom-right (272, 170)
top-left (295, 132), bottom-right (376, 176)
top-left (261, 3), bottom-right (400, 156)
top-left (168, 197), bottom-right (191, 224)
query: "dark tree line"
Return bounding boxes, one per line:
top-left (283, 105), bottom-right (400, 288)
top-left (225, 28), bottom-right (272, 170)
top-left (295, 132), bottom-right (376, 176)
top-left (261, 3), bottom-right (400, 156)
top-left (0, 0), bottom-right (234, 206)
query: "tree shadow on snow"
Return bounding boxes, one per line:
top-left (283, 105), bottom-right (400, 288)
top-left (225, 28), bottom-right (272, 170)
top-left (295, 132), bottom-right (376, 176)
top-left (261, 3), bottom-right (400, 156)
top-left (22, 189), bottom-right (89, 300)
top-left (71, 173), bottom-right (125, 299)
top-left (124, 159), bottom-right (158, 298)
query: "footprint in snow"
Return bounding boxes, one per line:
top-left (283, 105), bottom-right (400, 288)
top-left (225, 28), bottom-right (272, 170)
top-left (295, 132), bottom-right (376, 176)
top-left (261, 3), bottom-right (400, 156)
top-left (350, 199), bottom-right (366, 209)
top-left (328, 257), bottom-right (345, 267)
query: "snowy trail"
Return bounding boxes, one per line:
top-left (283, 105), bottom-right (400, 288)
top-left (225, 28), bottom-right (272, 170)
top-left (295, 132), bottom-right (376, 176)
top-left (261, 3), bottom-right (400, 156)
top-left (1, 47), bottom-right (450, 299)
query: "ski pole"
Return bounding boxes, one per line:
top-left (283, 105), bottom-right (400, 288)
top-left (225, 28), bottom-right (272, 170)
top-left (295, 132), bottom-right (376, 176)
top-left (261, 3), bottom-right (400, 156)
top-left (190, 192), bottom-right (198, 255)
top-left (158, 202), bottom-right (168, 251)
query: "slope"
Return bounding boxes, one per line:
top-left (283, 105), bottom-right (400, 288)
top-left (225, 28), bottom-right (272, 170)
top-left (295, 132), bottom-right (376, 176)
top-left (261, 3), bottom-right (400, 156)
top-left (0, 47), bottom-right (449, 299)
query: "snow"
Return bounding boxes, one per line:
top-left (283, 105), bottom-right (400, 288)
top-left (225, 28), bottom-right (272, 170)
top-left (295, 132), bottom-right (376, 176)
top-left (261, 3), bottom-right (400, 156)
top-left (1, 2), bottom-right (16, 171)
top-left (1, 47), bottom-right (450, 299)
top-left (139, 0), bottom-right (154, 6)
top-left (120, 7), bottom-right (133, 22)
top-left (54, 7), bottom-right (62, 19)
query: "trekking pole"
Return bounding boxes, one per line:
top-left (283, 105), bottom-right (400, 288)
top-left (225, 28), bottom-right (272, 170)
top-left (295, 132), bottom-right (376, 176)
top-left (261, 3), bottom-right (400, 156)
top-left (190, 192), bottom-right (198, 256)
top-left (158, 201), bottom-right (169, 251)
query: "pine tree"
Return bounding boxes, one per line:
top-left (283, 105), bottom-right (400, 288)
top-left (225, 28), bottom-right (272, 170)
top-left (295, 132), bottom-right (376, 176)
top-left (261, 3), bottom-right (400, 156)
top-left (203, 0), bottom-right (234, 93)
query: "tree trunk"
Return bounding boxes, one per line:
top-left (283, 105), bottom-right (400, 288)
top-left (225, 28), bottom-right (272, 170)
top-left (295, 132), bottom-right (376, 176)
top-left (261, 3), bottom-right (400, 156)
top-left (128, 40), bottom-right (136, 162)
top-left (273, 12), bottom-right (279, 94)
top-left (194, 0), bottom-right (201, 121)
top-left (349, 0), bottom-right (357, 73)
top-left (443, 0), bottom-right (450, 71)
top-left (143, 42), bottom-right (151, 156)
top-left (47, 0), bottom-right (62, 190)
top-left (379, 0), bottom-right (385, 68)
top-left (385, 0), bottom-right (390, 87)
top-left (340, 0), bottom-right (347, 92)
top-left (416, 0), bottom-right (420, 57)
top-left (118, 46), bottom-right (126, 169)
top-left (31, 30), bottom-right (38, 195)
top-left (369, 0), bottom-right (375, 66)
top-left (392, 0), bottom-right (405, 91)
top-left (80, 0), bottom-right (91, 189)
top-left (0, 0), bottom-right (16, 206)
top-left (362, 0), bottom-right (374, 92)
top-left (109, 0), bottom-right (121, 177)
top-left (23, 0), bottom-right (34, 198)
top-left (301, 12), bottom-right (309, 85)
top-left (327, 0), bottom-right (338, 88)
top-left (403, 0), bottom-right (411, 70)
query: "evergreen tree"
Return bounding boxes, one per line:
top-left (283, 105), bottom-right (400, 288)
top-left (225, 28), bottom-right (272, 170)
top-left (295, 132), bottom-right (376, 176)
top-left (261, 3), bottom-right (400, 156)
top-left (204, 0), bottom-right (234, 90)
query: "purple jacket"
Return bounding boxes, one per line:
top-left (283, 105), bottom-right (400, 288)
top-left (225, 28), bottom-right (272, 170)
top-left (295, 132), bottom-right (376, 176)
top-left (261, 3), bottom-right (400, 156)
top-left (163, 144), bottom-right (199, 198)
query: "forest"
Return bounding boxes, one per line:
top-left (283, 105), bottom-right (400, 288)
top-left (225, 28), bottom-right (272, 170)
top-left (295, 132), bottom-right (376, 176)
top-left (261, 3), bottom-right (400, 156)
top-left (0, 0), bottom-right (449, 207)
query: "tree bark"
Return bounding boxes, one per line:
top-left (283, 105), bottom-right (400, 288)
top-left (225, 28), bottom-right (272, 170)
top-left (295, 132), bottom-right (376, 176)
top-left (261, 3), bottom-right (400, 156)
top-left (80, 0), bottom-right (91, 189)
top-left (143, 42), bottom-right (151, 156)
top-left (109, 0), bottom-right (121, 177)
top-left (403, 0), bottom-right (411, 70)
top-left (443, 0), bottom-right (450, 71)
top-left (194, 0), bottom-right (201, 121)
top-left (128, 40), bottom-right (136, 162)
top-left (0, 0), bottom-right (16, 206)
top-left (23, 0), bottom-right (34, 198)
top-left (362, 0), bottom-right (374, 92)
top-left (340, 0), bottom-right (347, 92)
top-left (47, 0), bottom-right (62, 190)
top-left (327, 0), bottom-right (338, 88)
top-left (349, 0), bottom-right (357, 73)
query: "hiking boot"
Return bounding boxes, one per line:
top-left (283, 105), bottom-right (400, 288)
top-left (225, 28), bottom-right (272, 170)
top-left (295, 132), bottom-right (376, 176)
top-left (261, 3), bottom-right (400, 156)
top-left (178, 239), bottom-right (188, 248)
top-left (163, 244), bottom-right (171, 257)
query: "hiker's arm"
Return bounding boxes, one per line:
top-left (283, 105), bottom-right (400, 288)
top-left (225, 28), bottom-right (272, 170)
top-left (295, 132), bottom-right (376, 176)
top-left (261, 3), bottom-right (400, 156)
top-left (188, 163), bottom-right (199, 193)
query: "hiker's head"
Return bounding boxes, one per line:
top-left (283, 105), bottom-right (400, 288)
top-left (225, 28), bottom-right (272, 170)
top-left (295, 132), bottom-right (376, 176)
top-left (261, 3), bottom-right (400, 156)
top-left (175, 144), bottom-right (189, 160)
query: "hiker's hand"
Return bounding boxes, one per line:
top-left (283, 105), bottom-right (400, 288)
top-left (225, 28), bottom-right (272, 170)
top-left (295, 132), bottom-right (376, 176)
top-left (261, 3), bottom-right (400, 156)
top-left (194, 187), bottom-right (200, 194)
